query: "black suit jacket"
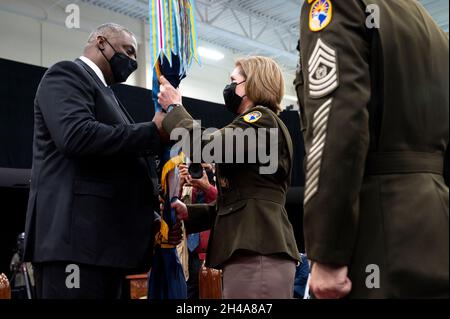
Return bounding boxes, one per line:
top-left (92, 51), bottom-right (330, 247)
top-left (24, 59), bottom-right (160, 269)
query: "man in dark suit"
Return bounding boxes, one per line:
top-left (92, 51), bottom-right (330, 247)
top-left (24, 23), bottom-right (169, 299)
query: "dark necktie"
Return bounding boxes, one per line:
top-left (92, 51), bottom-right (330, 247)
top-left (106, 87), bottom-right (130, 124)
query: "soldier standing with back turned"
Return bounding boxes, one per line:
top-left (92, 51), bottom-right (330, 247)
top-left (296, 0), bottom-right (449, 298)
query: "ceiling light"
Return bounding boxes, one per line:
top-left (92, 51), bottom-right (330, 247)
top-left (198, 46), bottom-right (225, 61)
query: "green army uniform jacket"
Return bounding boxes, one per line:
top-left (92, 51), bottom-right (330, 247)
top-left (163, 105), bottom-right (300, 269)
top-left (296, 0), bottom-right (449, 298)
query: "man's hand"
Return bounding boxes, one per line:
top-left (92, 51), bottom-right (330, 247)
top-left (171, 199), bottom-right (189, 221)
top-left (158, 76), bottom-right (182, 111)
top-left (309, 263), bottom-right (352, 299)
top-left (156, 198), bottom-right (183, 246)
top-left (168, 220), bottom-right (183, 246)
top-left (152, 111), bottom-right (168, 141)
top-left (153, 219), bottom-right (183, 246)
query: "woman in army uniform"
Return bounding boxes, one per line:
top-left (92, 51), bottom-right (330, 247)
top-left (156, 56), bottom-right (300, 299)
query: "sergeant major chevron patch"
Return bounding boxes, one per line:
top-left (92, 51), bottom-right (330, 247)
top-left (308, 38), bottom-right (339, 99)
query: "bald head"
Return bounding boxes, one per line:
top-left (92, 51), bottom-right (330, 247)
top-left (87, 23), bottom-right (135, 45)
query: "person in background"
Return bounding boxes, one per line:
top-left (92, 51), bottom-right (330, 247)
top-left (179, 163), bottom-right (217, 299)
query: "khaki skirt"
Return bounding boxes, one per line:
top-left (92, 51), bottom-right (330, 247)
top-left (222, 253), bottom-right (296, 299)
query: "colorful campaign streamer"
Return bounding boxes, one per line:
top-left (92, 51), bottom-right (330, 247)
top-left (148, 0), bottom-right (201, 300)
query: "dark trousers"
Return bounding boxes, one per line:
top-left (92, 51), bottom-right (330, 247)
top-left (187, 251), bottom-right (202, 300)
top-left (33, 262), bottom-right (125, 299)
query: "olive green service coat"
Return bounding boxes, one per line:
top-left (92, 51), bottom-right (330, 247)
top-left (296, 0), bottom-right (449, 298)
top-left (163, 105), bottom-right (300, 269)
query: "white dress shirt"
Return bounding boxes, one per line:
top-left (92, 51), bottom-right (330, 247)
top-left (79, 56), bottom-right (107, 87)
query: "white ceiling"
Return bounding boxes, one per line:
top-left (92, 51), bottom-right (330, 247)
top-left (79, 0), bottom-right (449, 74)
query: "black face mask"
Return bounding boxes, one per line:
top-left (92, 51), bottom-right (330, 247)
top-left (100, 38), bottom-right (138, 83)
top-left (223, 81), bottom-right (245, 114)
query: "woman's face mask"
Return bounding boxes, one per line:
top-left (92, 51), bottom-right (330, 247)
top-left (223, 80), bottom-right (246, 114)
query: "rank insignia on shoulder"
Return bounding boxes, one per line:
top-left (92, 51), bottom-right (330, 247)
top-left (308, 38), bottom-right (339, 98)
top-left (309, 0), bottom-right (333, 32)
top-left (243, 111), bottom-right (262, 123)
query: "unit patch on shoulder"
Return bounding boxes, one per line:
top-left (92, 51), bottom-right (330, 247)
top-left (309, 0), bottom-right (333, 32)
top-left (243, 111), bottom-right (262, 123)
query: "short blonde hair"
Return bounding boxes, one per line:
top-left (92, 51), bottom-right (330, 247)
top-left (235, 56), bottom-right (285, 114)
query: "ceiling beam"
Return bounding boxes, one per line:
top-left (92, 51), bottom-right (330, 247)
top-left (198, 21), bottom-right (298, 63)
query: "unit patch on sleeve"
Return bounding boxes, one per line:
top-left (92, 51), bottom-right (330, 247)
top-left (243, 111), bottom-right (262, 123)
top-left (309, 0), bottom-right (333, 32)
